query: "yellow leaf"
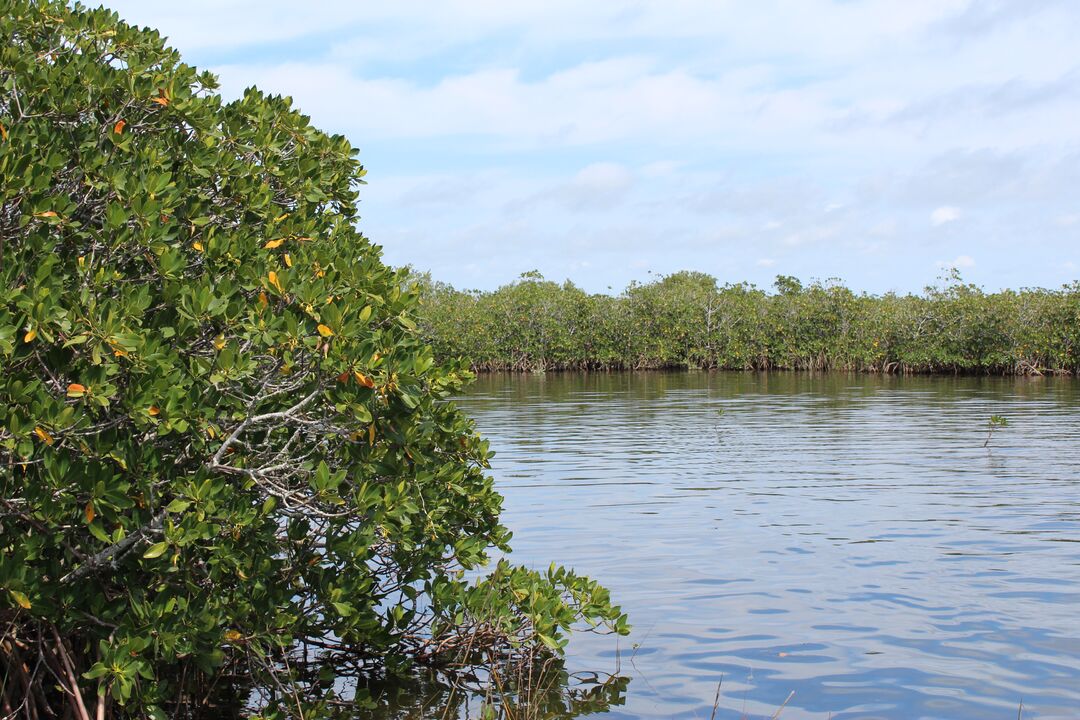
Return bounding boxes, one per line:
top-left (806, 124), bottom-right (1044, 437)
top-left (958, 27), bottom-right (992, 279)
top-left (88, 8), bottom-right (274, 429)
top-left (34, 211), bottom-right (57, 218)
top-left (85, 502), bottom-right (95, 524)
top-left (317, 324), bottom-right (334, 338)
top-left (151, 96), bottom-right (170, 107)
top-left (66, 383), bottom-right (87, 397)
top-left (9, 590), bottom-right (30, 610)
top-left (283, 253), bottom-right (292, 267)
top-left (147, 406), bottom-right (160, 416)
top-left (33, 426), bottom-right (54, 445)
top-left (354, 371), bottom-right (376, 388)
top-left (268, 271), bottom-right (283, 293)
top-left (23, 328), bottom-right (37, 343)
top-left (258, 291), bottom-right (269, 309)
top-left (273, 213), bottom-right (290, 223)
top-left (193, 241), bottom-right (204, 252)
top-left (0, 122), bottom-right (7, 140)
top-left (78, 255), bottom-right (85, 267)
top-left (264, 238), bottom-right (284, 249)
top-left (224, 630), bottom-right (243, 642)
top-left (113, 119), bottom-right (126, 134)
top-left (213, 335), bottom-right (226, 350)
top-left (368, 423), bottom-right (376, 444)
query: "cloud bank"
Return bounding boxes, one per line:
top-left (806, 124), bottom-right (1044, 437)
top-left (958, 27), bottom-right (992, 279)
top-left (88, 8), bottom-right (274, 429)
top-left (107, 0), bottom-right (1080, 293)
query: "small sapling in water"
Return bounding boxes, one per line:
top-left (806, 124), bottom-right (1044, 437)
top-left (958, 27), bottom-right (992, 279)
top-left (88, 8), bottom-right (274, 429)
top-left (984, 415), bottom-right (1008, 448)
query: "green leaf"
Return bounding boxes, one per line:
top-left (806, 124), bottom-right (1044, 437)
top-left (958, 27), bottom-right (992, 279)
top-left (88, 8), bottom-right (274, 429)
top-left (88, 521), bottom-right (111, 543)
top-left (142, 542), bottom-right (169, 559)
top-left (164, 499), bottom-right (191, 513)
top-left (536, 632), bottom-right (560, 651)
top-left (83, 662), bottom-right (110, 680)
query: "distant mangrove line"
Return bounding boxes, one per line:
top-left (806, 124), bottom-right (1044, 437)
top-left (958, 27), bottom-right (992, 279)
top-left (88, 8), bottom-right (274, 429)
top-left (414, 270), bottom-right (1080, 375)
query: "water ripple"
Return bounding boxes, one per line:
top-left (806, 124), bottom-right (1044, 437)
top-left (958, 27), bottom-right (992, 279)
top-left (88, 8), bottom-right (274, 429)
top-left (457, 372), bottom-right (1080, 719)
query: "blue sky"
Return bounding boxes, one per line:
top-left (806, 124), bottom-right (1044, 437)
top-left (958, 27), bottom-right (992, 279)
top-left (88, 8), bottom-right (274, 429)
top-left (106, 1), bottom-right (1080, 294)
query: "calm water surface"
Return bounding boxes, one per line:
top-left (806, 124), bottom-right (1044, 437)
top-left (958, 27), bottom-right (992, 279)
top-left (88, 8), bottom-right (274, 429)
top-left (452, 372), bottom-right (1080, 720)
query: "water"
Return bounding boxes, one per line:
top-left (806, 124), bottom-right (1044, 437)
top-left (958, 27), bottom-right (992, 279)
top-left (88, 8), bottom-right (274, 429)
top-left (448, 372), bottom-right (1080, 720)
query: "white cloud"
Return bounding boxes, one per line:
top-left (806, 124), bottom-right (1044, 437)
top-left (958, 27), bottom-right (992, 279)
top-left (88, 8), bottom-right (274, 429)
top-left (936, 254), bottom-right (976, 269)
top-left (573, 162), bottom-right (634, 195)
top-left (640, 160), bottom-right (684, 178)
top-left (555, 162), bottom-right (635, 211)
top-left (97, 0), bottom-right (1080, 293)
top-left (931, 205), bottom-right (961, 226)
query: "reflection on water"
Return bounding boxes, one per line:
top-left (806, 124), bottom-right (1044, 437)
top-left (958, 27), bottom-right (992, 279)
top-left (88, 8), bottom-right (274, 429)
top-left (447, 372), bottom-right (1080, 720)
top-left (352, 665), bottom-right (629, 719)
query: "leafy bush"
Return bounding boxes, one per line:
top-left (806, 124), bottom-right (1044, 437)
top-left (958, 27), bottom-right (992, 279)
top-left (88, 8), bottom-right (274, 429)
top-left (0, 3), bottom-right (626, 717)
top-left (416, 271), bottom-right (1080, 375)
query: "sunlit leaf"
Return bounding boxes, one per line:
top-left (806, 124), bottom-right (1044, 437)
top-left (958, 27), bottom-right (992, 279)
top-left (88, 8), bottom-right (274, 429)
top-left (165, 499), bottom-right (190, 513)
top-left (142, 542), bottom-right (169, 559)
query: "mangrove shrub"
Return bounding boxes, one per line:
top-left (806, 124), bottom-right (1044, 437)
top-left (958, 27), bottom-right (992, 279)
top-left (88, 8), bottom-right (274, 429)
top-left (418, 271), bottom-right (1080, 374)
top-left (0, 3), bottom-right (626, 717)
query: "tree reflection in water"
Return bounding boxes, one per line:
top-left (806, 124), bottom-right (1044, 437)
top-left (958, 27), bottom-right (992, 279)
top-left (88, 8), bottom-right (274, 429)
top-left (353, 661), bottom-right (630, 720)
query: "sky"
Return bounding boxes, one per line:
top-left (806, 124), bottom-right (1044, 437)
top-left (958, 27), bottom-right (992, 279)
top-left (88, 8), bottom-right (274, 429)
top-left (104, 0), bottom-right (1080, 295)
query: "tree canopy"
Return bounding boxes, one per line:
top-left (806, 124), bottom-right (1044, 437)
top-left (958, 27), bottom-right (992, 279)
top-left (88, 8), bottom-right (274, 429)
top-left (417, 271), bottom-right (1080, 374)
top-left (0, 2), bottom-right (626, 717)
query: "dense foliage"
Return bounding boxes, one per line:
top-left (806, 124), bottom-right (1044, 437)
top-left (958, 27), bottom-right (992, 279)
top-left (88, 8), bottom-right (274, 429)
top-left (0, 3), bottom-right (626, 718)
top-left (418, 270), bottom-right (1080, 374)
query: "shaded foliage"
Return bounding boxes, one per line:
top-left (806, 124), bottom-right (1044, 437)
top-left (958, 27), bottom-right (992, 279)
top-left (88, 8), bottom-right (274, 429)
top-left (417, 270), bottom-right (1080, 375)
top-left (0, 3), bottom-right (626, 718)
